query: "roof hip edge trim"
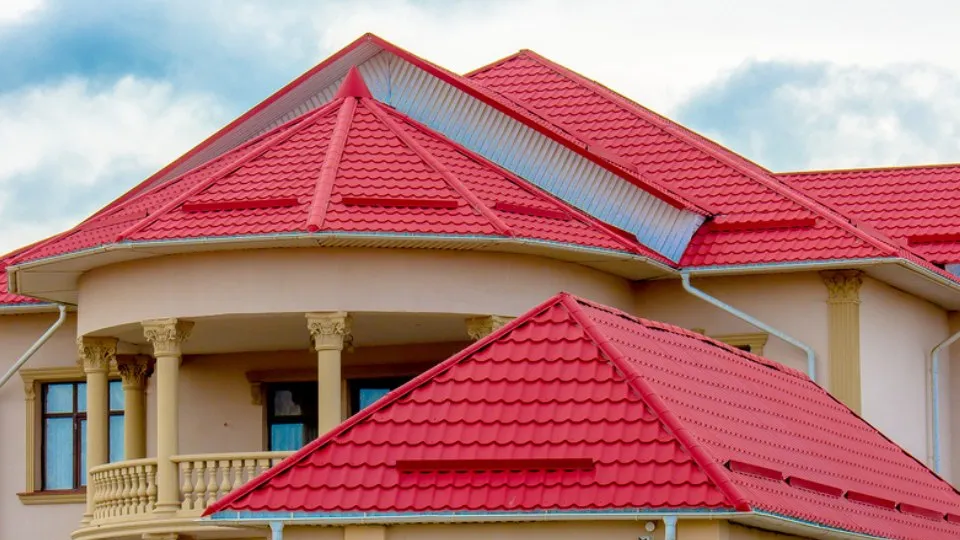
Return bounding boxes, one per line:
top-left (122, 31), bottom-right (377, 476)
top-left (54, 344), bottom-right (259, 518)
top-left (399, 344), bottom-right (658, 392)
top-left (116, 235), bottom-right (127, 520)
top-left (558, 295), bottom-right (751, 512)
top-left (306, 97), bottom-right (356, 231)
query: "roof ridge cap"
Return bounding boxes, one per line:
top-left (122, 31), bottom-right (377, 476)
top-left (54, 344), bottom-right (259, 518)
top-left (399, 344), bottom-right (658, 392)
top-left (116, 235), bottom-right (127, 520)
top-left (204, 294), bottom-right (565, 517)
top-left (306, 97), bottom-right (357, 231)
top-left (362, 100), bottom-right (514, 237)
top-left (778, 162), bottom-right (960, 177)
top-left (559, 294), bottom-right (751, 512)
top-left (117, 100), bottom-right (336, 242)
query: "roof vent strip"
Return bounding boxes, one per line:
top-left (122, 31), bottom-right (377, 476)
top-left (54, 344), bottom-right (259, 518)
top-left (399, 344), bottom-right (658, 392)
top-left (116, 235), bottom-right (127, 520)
top-left (182, 197), bottom-right (301, 213)
top-left (341, 197), bottom-right (460, 209)
top-left (394, 458), bottom-right (595, 473)
top-left (707, 217), bottom-right (818, 233)
top-left (493, 201), bottom-right (571, 221)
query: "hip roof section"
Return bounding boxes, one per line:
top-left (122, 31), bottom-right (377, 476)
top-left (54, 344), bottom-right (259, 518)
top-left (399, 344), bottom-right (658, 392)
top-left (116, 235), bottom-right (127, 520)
top-left (11, 69), bottom-right (662, 269)
top-left (206, 293), bottom-right (960, 540)
top-left (780, 164), bottom-right (960, 264)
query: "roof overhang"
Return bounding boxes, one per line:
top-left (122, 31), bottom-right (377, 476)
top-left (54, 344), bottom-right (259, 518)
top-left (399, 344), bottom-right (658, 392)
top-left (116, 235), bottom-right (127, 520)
top-left (203, 509), bottom-right (883, 539)
top-left (7, 234), bottom-right (675, 305)
top-left (684, 257), bottom-right (960, 310)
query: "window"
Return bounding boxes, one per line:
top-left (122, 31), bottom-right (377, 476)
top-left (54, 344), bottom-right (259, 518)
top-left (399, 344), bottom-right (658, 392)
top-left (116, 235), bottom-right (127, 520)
top-left (265, 377), bottom-right (412, 451)
top-left (348, 377), bottom-right (409, 414)
top-left (266, 383), bottom-right (317, 451)
top-left (41, 380), bottom-right (124, 490)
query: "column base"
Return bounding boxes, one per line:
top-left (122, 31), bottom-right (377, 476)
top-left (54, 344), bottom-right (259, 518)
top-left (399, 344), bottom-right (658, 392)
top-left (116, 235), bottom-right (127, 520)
top-left (152, 503), bottom-right (181, 516)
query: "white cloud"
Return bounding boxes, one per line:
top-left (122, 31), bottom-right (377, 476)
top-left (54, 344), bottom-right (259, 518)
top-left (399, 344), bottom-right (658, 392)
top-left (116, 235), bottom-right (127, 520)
top-left (0, 0), bottom-right (43, 24)
top-left (0, 77), bottom-right (225, 254)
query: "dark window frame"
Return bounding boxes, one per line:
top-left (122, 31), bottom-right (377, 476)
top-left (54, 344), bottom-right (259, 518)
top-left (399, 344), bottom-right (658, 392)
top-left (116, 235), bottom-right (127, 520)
top-left (265, 382), bottom-right (318, 451)
top-left (40, 381), bottom-right (124, 491)
top-left (347, 376), bottom-right (411, 417)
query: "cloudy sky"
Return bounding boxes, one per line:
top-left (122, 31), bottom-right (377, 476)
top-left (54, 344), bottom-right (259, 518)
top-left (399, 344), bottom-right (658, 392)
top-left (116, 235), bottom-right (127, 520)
top-left (2, 0), bottom-right (960, 254)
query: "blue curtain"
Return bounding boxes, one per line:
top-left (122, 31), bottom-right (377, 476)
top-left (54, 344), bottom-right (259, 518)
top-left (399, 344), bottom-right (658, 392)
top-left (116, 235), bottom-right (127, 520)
top-left (80, 419), bottom-right (87, 487)
top-left (44, 418), bottom-right (73, 489)
top-left (270, 423), bottom-right (304, 451)
top-left (109, 416), bottom-right (124, 462)
top-left (359, 388), bottom-right (391, 410)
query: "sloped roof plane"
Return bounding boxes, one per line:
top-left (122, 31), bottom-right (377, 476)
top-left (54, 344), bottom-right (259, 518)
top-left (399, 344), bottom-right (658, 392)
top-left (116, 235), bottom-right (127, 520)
top-left (8, 69), bottom-right (670, 303)
top-left (206, 292), bottom-right (960, 540)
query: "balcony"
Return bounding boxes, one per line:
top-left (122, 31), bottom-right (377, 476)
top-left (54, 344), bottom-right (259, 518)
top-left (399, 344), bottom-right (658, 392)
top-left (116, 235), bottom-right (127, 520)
top-left (84, 452), bottom-right (291, 536)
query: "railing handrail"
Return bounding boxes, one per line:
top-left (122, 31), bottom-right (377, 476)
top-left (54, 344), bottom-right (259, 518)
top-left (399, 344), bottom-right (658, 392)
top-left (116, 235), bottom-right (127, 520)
top-left (171, 451), bottom-right (294, 463)
top-left (90, 457), bottom-right (158, 475)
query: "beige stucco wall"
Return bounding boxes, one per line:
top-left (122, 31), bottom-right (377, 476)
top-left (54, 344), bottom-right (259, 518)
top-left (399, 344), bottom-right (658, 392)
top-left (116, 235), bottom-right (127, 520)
top-left (859, 276), bottom-right (950, 477)
top-left (633, 273), bottom-right (828, 378)
top-left (0, 312), bottom-right (84, 540)
top-left (77, 248), bottom-right (635, 336)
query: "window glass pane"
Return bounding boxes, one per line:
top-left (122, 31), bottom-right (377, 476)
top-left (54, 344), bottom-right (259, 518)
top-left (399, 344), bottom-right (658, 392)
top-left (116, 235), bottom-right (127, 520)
top-left (270, 423), bottom-right (304, 451)
top-left (80, 419), bottom-right (87, 487)
top-left (109, 380), bottom-right (124, 411)
top-left (44, 418), bottom-right (74, 489)
top-left (359, 387), bottom-right (391, 410)
top-left (45, 384), bottom-right (74, 414)
top-left (77, 382), bottom-right (87, 413)
top-left (109, 415), bottom-right (124, 463)
top-left (273, 389), bottom-right (304, 417)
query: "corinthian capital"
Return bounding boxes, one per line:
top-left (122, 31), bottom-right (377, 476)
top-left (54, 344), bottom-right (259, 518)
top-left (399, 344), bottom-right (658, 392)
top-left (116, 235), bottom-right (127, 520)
top-left (117, 355), bottom-right (154, 389)
top-left (142, 318), bottom-right (194, 357)
top-left (77, 336), bottom-right (118, 373)
top-left (306, 311), bottom-right (352, 351)
top-left (465, 315), bottom-right (514, 340)
top-left (820, 270), bottom-right (864, 304)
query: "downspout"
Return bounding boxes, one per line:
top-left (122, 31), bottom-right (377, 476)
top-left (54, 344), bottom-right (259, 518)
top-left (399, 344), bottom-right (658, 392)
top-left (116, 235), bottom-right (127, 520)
top-left (662, 515), bottom-right (677, 540)
top-left (0, 304), bottom-right (68, 390)
top-left (269, 521), bottom-right (284, 540)
top-left (930, 328), bottom-right (960, 473)
top-left (680, 272), bottom-right (818, 382)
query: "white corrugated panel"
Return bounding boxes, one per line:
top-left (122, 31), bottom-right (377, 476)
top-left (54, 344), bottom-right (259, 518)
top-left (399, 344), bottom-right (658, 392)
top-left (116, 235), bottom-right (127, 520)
top-left (149, 45), bottom-right (703, 261)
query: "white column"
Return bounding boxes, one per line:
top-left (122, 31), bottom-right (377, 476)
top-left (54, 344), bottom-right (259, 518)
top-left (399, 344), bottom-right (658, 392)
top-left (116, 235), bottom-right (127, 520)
top-left (465, 315), bottom-right (514, 340)
top-left (306, 312), bottom-right (351, 433)
top-left (77, 336), bottom-right (117, 524)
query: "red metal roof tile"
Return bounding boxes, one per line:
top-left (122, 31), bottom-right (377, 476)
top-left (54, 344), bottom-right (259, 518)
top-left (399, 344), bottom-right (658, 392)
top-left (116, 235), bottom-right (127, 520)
top-left (13, 69), bottom-right (665, 268)
top-left (466, 51), bottom-right (925, 268)
top-left (780, 164), bottom-right (960, 264)
top-left (207, 293), bottom-right (960, 539)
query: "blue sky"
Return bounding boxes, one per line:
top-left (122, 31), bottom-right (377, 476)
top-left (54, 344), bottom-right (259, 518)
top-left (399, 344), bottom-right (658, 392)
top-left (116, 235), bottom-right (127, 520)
top-left (2, 0), bottom-right (960, 253)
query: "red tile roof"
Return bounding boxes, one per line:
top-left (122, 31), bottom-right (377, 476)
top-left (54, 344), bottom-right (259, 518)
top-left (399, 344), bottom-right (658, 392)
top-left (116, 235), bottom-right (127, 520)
top-left (466, 51), bottom-right (921, 268)
top-left (0, 245), bottom-right (47, 306)
top-left (11, 69), bottom-right (662, 268)
top-left (780, 164), bottom-right (960, 264)
top-left (206, 293), bottom-right (960, 539)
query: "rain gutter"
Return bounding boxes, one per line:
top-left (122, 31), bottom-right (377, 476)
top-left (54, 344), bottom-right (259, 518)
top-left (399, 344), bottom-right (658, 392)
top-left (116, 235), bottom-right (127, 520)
top-left (0, 303), bottom-right (68, 390)
top-left (681, 271), bottom-right (818, 382)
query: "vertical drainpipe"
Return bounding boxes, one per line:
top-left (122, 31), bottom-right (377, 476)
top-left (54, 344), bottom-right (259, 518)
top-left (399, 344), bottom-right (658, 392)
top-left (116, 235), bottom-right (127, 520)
top-left (680, 272), bottom-right (818, 382)
top-left (270, 521), bottom-right (284, 540)
top-left (662, 516), bottom-right (677, 540)
top-left (930, 328), bottom-right (960, 473)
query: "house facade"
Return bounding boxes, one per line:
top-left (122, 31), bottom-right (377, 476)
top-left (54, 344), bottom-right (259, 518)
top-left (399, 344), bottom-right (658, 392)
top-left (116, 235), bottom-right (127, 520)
top-left (1, 34), bottom-right (959, 540)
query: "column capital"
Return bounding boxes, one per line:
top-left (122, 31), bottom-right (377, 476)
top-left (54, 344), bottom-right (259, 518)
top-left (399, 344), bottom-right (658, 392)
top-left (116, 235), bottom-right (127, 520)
top-left (820, 269), bottom-right (864, 303)
top-left (306, 311), bottom-right (352, 351)
top-left (77, 336), bottom-right (118, 374)
top-left (465, 315), bottom-right (515, 340)
top-left (142, 318), bottom-right (194, 357)
top-left (117, 355), bottom-right (154, 390)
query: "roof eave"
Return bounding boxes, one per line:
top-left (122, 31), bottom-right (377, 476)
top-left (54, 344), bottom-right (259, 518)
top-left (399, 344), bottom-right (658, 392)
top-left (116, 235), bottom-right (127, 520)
top-left (7, 233), bottom-right (676, 303)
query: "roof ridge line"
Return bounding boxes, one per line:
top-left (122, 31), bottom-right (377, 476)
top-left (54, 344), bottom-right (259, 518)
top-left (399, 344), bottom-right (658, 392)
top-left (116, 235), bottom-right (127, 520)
top-left (558, 294), bottom-right (751, 512)
top-left (462, 50), bottom-right (525, 79)
top-left (514, 50), bottom-right (917, 261)
top-left (778, 162), bottom-right (960, 177)
top-left (203, 295), bottom-right (561, 517)
top-left (363, 99), bottom-right (514, 237)
top-left (306, 97), bottom-right (357, 232)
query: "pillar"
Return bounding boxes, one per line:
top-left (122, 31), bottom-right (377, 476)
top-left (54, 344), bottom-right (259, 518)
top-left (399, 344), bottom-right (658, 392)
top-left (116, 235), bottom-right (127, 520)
top-left (142, 318), bottom-right (193, 515)
top-left (117, 356), bottom-right (153, 460)
top-left (78, 336), bottom-right (117, 524)
top-left (465, 315), bottom-right (514, 340)
top-left (306, 312), bottom-right (351, 433)
top-left (821, 270), bottom-right (864, 413)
